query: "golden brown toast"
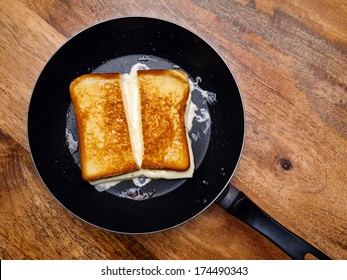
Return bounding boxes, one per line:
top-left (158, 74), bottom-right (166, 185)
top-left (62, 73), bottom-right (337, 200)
top-left (69, 69), bottom-right (193, 185)
top-left (138, 70), bottom-right (191, 171)
top-left (69, 73), bottom-right (139, 181)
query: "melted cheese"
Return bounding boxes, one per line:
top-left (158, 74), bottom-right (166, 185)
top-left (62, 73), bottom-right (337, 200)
top-left (121, 63), bottom-right (149, 167)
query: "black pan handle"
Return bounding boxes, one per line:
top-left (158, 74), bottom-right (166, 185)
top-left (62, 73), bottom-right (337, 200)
top-left (217, 184), bottom-right (331, 260)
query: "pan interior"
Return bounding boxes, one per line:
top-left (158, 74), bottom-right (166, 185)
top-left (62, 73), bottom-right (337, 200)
top-left (66, 54), bottom-right (212, 199)
top-left (28, 17), bottom-right (245, 233)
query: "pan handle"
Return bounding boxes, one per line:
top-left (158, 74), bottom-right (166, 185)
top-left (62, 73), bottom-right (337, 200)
top-left (217, 184), bottom-right (331, 260)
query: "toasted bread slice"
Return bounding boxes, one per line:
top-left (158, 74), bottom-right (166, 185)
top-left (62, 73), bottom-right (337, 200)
top-left (138, 70), bottom-right (191, 171)
top-left (69, 73), bottom-right (139, 181)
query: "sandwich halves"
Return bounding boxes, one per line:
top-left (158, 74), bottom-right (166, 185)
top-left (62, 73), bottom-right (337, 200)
top-left (69, 68), bottom-right (194, 185)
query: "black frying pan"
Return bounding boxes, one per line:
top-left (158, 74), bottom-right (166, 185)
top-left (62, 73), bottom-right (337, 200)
top-left (28, 17), bottom-right (329, 259)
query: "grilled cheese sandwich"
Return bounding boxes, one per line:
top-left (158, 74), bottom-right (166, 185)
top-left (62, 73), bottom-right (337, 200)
top-left (69, 66), bottom-right (194, 186)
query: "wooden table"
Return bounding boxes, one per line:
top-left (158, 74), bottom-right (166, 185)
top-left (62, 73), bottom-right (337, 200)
top-left (1, 0), bottom-right (346, 260)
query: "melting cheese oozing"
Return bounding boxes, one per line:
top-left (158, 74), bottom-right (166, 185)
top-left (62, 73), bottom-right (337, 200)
top-left (121, 63), bottom-right (148, 167)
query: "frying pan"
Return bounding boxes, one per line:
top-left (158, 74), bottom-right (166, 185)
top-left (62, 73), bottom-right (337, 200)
top-left (28, 17), bottom-right (329, 259)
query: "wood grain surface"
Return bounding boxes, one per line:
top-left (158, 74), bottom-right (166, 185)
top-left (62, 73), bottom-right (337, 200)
top-left (1, 0), bottom-right (346, 260)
